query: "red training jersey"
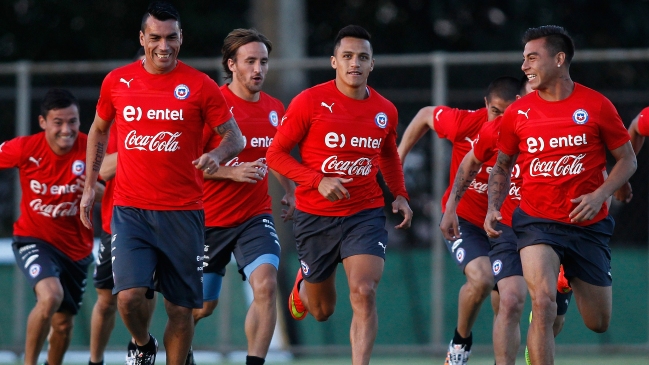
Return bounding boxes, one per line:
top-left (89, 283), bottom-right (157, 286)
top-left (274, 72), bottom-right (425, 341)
top-left (433, 106), bottom-right (488, 212)
top-left (497, 83), bottom-right (629, 225)
top-left (636, 106), bottom-right (649, 136)
top-left (96, 60), bottom-right (232, 210)
top-left (100, 123), bottom-right (118, 234)
top-left (267, 80), bottom-right (408, 216)
top-left (0, 133), bottom-right (93, 260)
top-left (202, 85), bottom-right (285, 227)
top-left (473, 117), bottom-right (522, 227)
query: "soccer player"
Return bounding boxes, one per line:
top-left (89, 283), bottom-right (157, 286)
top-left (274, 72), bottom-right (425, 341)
top-left (399, 77), bottom-right (520, 365)
top-left (80, 2), bottom-right (244, 365)
top-left (613, 106), bottom-right (649, 203)
top-left (0, 89), bottom-right (97, 365)
top-left (191, 28), bottom-right (295, 365)
top-left (485, 25), bottom-right (636, 365)
top-left (87, 47), bottom-right (156, 365)
top-left (266, 25), bottom-right (412, 365)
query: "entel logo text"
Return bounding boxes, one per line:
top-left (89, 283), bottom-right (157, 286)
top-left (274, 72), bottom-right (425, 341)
top-left (123, 106), bottom-right (184, 122)
top-left (324, 132), bottom-right (382, 149)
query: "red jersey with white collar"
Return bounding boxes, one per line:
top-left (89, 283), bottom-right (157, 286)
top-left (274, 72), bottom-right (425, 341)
top-left (96, 60), bottom-right (232, 210)
top-left (267, 80), bottom-right (408, 216)
top-left (0, 133), bottom-right (93, 260)
top-left (497, 83), bottom-right (629, 225)
top-left (473, 117), bottom-right (522, 227)
top-left (636, 106), bottom-right (649, 136)
top-left (100, 123), bottom-right (117, 234)
top-left (433, 106), bottom-right (488, 212)
top-left (202, 85), bottom-right (285, 227)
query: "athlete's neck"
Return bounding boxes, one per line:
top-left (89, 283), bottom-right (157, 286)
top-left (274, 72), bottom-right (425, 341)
top-left (538, 76), bottom-right (574, 102)
top-left (334, 80), bottom-right (370, 100)
top-left (228, 82), bottom-right (260, 102)
top-left (141, 59), bottom-right (178, 75)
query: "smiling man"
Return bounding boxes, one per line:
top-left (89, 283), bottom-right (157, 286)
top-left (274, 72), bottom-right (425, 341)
top-left (486, 25), bottom-right (636, 365)
top-left (80, 2), bottom-right (243, 365)
top-left (267, 25), bottom-right (412, 365)
top-left (0, 89), bottom-right (97, 365)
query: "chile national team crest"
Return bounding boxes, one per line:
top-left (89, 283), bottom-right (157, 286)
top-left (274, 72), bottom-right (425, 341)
top-left (374, 112), bottom-right (388, 129)
top-left (492, 260), bottom-right (502, 275)
top-left (300, 260), bottom-right (310, 276)
top-left (269, 111), bottom-right (279, 127)
top-left (72, 160), bottom-right (85, 176)
top-left (572, 109), bottom-right (589, 125)
top-left (29, 263), bottom-right (41, 278)
top-left (174, 84), bottom-right (190, 100)
top-left (456, 248), bottom-right (465, 263)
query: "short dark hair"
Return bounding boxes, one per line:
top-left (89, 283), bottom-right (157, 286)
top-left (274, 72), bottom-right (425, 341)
top-left (333, 25), bottom-right (372, 55)
top-left (40, 89), bottom-right (79, 118)
top-left (522, 25), bottom-right (575, 64)
top-left (221, 28), bottom-right (273, 80)
top-left (141, 1), bottom-right (181, 33)
top-left (485, 76), bottom-right (521, 102)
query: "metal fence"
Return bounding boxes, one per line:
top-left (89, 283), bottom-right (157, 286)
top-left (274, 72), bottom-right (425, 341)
top-left (1, 48), bottom-right (649, 356)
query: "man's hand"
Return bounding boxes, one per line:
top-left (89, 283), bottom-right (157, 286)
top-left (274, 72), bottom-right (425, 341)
top-left (229, 161), bottom-right (267, 183)
top-left (193, 152), bottom-right (220, 175)
top-left (440, 211), bottom-right (460, 241)
top-left (484, 210), bottom-right (503, 238)
top-left (392, 195), bottom-right (412, 229)
top-left (80, 182), bottom-right (95, 229)
top-left (569, 191), bottom-right (606, 223)
top-left (613, 181), bottom-right (633, 203)
top-left (318, 177), bottom-right (353, 202)
top-left (281, 191), bottom-right (296, 222)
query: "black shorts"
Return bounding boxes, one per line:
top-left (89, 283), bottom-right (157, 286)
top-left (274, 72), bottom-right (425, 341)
top-left (556, 290), bottom-right (573, 316)
top-left (204, 214), bottom-right (281, 280)
top-left (93, 230), bottom-right (114, 290)
top-left (444, 217), bottom-right (490, 272)
top-left (512, 207), bottom-right (614, 287)
top-left (293, 208), bottom-right (388, 283)
top-left (12, 236), bottom-right (92, 315)
top-left (111, 206), bottom-right (204, 308)
top-left (489, 222), bottom-right (523, 283)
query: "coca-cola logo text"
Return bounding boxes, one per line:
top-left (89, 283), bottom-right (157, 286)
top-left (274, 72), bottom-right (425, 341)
top-left (530, 154), bottom-right (585, 177)
top-left (468, 179), bottom-right (488, 194)
top-left (125, 130), bottom-right (181, 152)
top-left (321, 156), bottom-right (373, 176)
top-left (30, 198), bottom-right (79, 218)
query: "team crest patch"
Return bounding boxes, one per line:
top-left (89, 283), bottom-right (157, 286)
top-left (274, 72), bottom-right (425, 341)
top-left (456, 248), bottom-right (465, 263)
top-left (174, 84), bottom-right (190, 100)
top-left (72, 160), bottom-right (85, 176)
top-left (29, 263), bottom-right (41, 278)
top-left (572, 109), bottom-right (589, 125)
top-left (492, 260), bottom-right (502, 275)
top-left (300, 260), bottom-right (310, 276)
top-left (374, 112), bottom-right (388, 128)
top-left (269, 111), bottom-right (279, 127)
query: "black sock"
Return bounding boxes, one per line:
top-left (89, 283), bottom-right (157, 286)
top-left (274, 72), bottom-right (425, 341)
top-left (246, 355), bottom-right (265, 365)
top-left (89, 361), bottom-right (104, 365)
top-left (137, 334), bottom-right (156, 353)
top-left (453, 328), bottom-right (472, 351)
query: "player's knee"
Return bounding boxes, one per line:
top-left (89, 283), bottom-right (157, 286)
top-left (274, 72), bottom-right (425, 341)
top-left (349, 282), bottom-right (377, 311)
top-left (311, 305), bottom-right (335, 322)
top-left (499, 291), bottom-right (525, 317)
top-left (252, 276), bottom-right (277, 303)
top-left (552, 315), bottom-right (566, 336)
top-left (37, 291), bottom-right (64, 313)
top-left (584, 314), bottom-right (610, 333)
top-left (95, 293), bottom-right (118, 314)
top-left (193, 301), bottom-right (218, 321)
top-left (531, 296), bottom-right (557, 322)
top-left (51, 316), bottom-right (74, 336)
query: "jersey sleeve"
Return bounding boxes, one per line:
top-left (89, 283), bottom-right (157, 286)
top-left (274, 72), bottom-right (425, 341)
top-left (496, 107), bottom-right (520, 156)
top-left (473, 120), bottom-right (498, 163)
top-left (0, 137), bottom-right (24, 169)
top-left (378, 108), bottom-right (409, 200)
top-left (599, 98), bottom-right (630, 151)
top-left (635, 106), bottom-right (649, 137)
top-left (96, 72), bottom-right (116, 122)
top-left (266, 130), bottom-right (323, 188)
top-left (432, 106), bottom-right (459, 141)
top-left (202, 76), bottom-right (233, 129)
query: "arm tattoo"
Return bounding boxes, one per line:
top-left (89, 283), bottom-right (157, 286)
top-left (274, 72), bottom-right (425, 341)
top-left (453, 165), bottom-right (479, 202)
top-left (214, 118), bottom-right (244, 162)
top-left (488, 151), bottom-right (514, 211)
top-left (92, 142), bottom-right (105, 172)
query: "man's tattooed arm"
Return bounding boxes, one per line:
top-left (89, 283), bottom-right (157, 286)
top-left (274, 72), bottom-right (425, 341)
top-left (488, 151), bottom-right (516, 212)
top-left (92, 141), bottom-right (105, 173)
top-left (210, 117), bottom-right (244, 163)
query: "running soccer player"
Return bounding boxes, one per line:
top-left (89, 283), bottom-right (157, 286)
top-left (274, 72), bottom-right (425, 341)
top-left (191, 28), bottom-right (295, 365)
top-left (0, 89), bottom-right (97, 365)
top-left (80, 2), bottom-right (244, 365)
top-left (266, 25), bottom-right (412, 365)
top-left (399, 77), bottom-right (520, 365)
top-left (613, 106), bottom-right (649, 203)
top-left (486, 25), bottom-right (636, 365)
